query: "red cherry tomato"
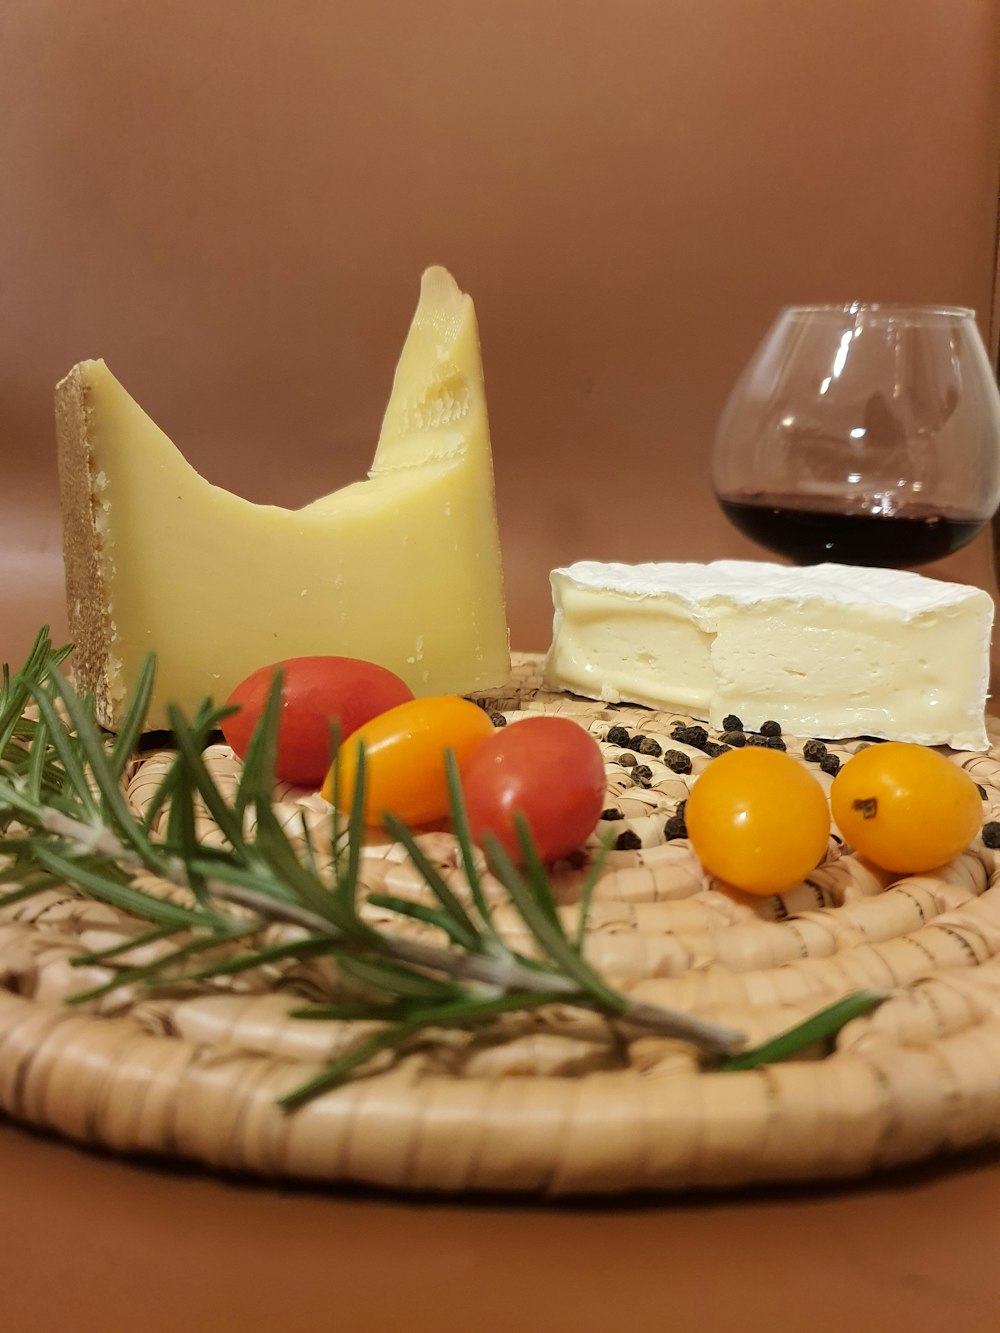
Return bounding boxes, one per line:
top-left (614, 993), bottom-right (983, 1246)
top-left (323, 695), bottom-right (496, 826)
top-left (222, 657), bottom-right (414, 787)
top-left (461, 716), bottom-right (607, 864)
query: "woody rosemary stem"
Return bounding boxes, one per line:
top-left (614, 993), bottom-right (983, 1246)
top-left (0, 631), bottom-right (893, 1109)
top-left (35, 804), bottom-right (744, 1058)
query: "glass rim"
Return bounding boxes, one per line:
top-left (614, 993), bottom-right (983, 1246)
top-left (779, 301), bottom-right (976, 321)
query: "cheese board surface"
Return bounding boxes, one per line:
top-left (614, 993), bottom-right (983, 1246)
top-left (3, 653), bottom-right (1000, 1195)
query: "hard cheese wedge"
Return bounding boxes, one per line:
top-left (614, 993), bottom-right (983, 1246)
top-left (544, 559), bottom-right (993, 749)
top-left (57, 267), bottom-right (510, 730)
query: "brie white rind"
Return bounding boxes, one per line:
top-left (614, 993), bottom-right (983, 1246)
top-left (543, 560), bottom-right (994, 750)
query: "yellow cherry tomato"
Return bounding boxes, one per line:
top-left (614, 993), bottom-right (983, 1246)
top-left (685, 747), bottom-right (830, 896)
top-left (830, 741), bottom-right (981, 874)
top-left (321, 695), bottom-right (495, 827)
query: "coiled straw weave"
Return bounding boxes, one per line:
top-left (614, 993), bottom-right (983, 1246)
top-left (2, 654), bottom-right (1000, 1195)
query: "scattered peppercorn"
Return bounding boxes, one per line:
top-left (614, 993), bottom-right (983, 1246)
top-left (631, 764), bottom-right (653, 785)
top-left (490, 712), bottom-right (507, 728)
top-left (599, 808), bottom-right (623, 821)
top-left (663, 749), bottom-right (693, 774)
top-left (765, 736), bottom-right (787, 751)
top-left (627, 733), bottom-right (646, 751)
top-left (671, 726), bottom-right (711, 751)
top-left (819, 753), bottom-right (841, 776)
top-left (663, 813), bottom-right (688, 840)
top-left (983, 822), bottom-right (1000, 849)
top-left (759, 720), bottom-right (782, 737)
top-left (637, 736), bottom-right (662, 757)
top-left (614, 829), bottom-right (643, 851)
top-left (722, 714), bottom-right (744, 733)
top-left (702, 741), bottom-right (732, 759)
top-left (618, 752), bottom-right (638, 768)
top-left (802, 738), bottom-right (828, 763)
top-left (720, 730), bottom-right (746, 747)
top-left (605, 725), bottom-right (630, 747)
top-left (745, 734), bottom-right (770, 748)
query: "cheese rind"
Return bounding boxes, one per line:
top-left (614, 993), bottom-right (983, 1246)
top-left (543, 560), bottom-right (994, 750)
top-left (57, 267), bottom-right (510, 730)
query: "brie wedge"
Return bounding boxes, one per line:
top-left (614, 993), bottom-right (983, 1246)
top-left (57, 267), bottom-right (510, 730)
top-left (543, 560), bottom-right (993, 749)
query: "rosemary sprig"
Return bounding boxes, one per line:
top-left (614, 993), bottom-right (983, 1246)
top-left (719, 990), bottom-right (888, 1071)
top-left (0, 629), bottom-right (885, 1108)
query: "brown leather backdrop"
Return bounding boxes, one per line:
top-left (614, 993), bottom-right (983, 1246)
top-left (2, 2), bottom-right (999, 1329)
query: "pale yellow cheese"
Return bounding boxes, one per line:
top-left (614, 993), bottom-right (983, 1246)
top-left (57, 267), bottom-right (510, 730)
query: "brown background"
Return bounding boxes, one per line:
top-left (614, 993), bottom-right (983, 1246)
top-left (2, 1), bottom-right (1000, 1329)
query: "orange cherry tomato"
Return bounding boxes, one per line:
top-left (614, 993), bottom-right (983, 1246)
top-left (222, 656), bottom-right (413, 787)
top-left (830, 741), bottom-right (981, 874)
top-left (462, 716), bottom-right (607, 864)
top-left (322, 695), bottom-right (495, 827)
top-left (685, 747), bottom-right (830, 896)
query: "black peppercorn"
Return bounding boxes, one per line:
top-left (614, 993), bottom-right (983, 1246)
top-left (663, 813), bottom-right (688, 840)
top-left (631, 764), bottom-right (653, 785)
top-left (637, 736), bottom-right (662, 758)
top-left (720, 730), bottom-right (746, 748)
top-left (606, 725), bottom-right (630, 747)
top-left (802, 738), bottom-right (828, 763)
top-left (675, 729), bottom-right (701, 750)
top-left (819, 753), bottom-right (841, 776)
top-left (745, 734), bottom-right (770, 748)
top-left (759, 720), bottom-right (782, 737)
top-left (722, 714), bottom-right (743, 733)
top-left (599, 808), bottom-right (623, 821)
top-left (765, 736), bottom-right (787, 751)
top-left (614, 829), bottom-right (642, 851)
top-left (490, 712), bottom-right (507, 728)
top-left (983, 822), bottom-right (1000, 849)
top-left (703, 741), bottom-right (731, 759)
top-left (663, 749), bottom-right (693, 774)
top-left (618, 752), bottom-right (638, 768)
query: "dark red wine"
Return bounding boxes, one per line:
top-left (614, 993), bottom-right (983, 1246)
top-left (718, 494), bottom-right (984, 567)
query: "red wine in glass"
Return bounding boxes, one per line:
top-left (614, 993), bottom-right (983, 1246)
top-left (718, 494), bottom-right (984, 568)
top-left (713, 304), bottom-right (1000, 568)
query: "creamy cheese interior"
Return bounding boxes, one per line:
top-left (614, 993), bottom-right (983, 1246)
top-left (544, 560), bottom-right (994, 750)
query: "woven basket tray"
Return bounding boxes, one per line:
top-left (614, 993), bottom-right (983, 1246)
top-left (3, 652), bottom-right (1000, 1195)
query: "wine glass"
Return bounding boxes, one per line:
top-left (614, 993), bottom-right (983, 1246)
top-left (712, 304), bottom-right (1000, 567)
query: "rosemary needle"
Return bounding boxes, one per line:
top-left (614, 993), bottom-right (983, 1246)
top-left (0, 629), bottom-right (883, 1108)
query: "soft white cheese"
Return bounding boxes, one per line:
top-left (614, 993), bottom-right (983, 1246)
top-left (543, 560), bottom-right (994, 750)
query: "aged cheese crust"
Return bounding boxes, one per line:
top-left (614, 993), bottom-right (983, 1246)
top-left (56, 365), bottom-right (116, 727)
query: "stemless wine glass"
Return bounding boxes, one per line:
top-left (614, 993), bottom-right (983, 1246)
top-left (712, 304), bottom-right (1000, 567)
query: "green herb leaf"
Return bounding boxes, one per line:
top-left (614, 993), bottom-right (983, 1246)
top-left (0, 629), bottom-right (748, 1114)
top-left (720, 990), bottom-right (889, 1071)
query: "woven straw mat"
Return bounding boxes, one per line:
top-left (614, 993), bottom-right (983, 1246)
top-left (3, 652), bottom-right (1000, 1196)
